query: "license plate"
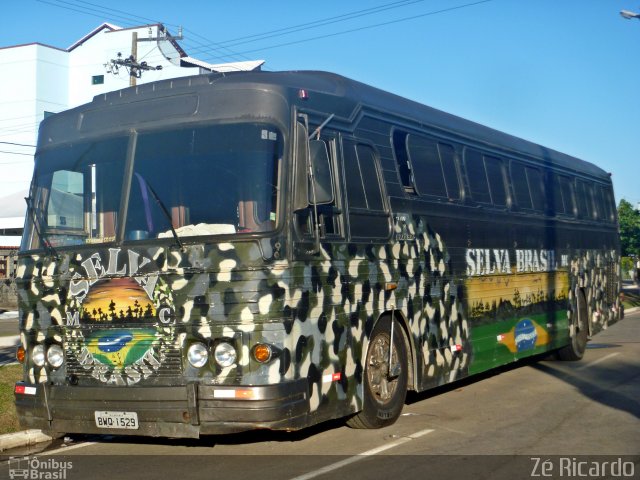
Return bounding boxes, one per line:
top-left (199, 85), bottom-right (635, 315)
top-left (94, 411), bottom-right (139, 430)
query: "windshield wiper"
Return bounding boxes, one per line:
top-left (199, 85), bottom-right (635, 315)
top-left (137, 175), bottom-right (185, 251)
top-left (24, 196), bottom-right (59, 258)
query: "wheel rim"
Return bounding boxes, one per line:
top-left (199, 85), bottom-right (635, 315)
top-left (366, 333), bottom-right (400, 403)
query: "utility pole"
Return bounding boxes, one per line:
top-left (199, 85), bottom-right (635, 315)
top-left (106, 28), bottom-right (174, 84)
top-left (130, 32), bottom-right (138, 87)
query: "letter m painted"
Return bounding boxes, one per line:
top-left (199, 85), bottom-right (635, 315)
top-left (66, 311), bottom-right (79, 326)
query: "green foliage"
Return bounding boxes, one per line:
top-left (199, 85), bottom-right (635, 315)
top-left (618, 199), bottom-right (640, 257)
top-left (621, 257), bottom-right (634, 280)
top-left (0, 365), bottom-right (22, 434)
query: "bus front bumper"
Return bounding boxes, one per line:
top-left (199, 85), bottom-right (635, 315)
top-left (14, 379), bottom-right (310, 438)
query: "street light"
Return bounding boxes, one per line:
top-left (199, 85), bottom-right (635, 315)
top-left (620, 9), bottom-right (640, 19)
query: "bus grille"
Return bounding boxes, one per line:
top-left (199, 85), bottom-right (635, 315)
top-left (63, 326), bottom-right (183, 382)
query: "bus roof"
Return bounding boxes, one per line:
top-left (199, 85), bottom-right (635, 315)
top-left (43, 70), bottom-right (609, 181)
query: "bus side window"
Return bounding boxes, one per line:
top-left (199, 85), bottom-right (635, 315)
top-left (437, 142), bottom-right (461, 201)
top-left (558, 175), bottom-right (576, 216)
top-left (510, 162), bottom-right (533, 210)
top-left (464, 148), bottom-right (491, 204)
top-left (551, 174), bottom-right (566, 215)
top-left (484, 155), bottom-right (508, 207)
top-left (295, 137), bottom-right (342, 239)
top-left (392, 130), bottom-right (416, 194)
top-left (407, 135), bottom-right (447, 198)
top-left (575, 180), bottom-right (590, 219)
top-left (525, 167), bottom-right (545, 212)
top-left (601, 185), bottom-right (616, 222)
top-left (342, 139), bottom-right (390, 239)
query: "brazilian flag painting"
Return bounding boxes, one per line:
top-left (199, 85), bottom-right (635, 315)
top-left (84, 329), bottom-right (157, 370)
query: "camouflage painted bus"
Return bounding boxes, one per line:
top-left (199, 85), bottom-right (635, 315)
top-left (14, 70), bottom-right (621, 438)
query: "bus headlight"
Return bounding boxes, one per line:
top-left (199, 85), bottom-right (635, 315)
top-left (214, 342), bottom-right (237, 367)
top-left (187, 342), bottom-right (209, 368)
top-left (32, 344), bottom-right (45, 367)
top-left (47, 345), bottom-right (64, 368)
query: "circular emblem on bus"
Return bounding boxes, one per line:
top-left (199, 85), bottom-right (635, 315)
top-left (514, 318), bottom-right (538, 352)
top-left (64, 248), bottom-right (176, 385)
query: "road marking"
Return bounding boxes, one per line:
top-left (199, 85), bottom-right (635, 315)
top-left (288, 428), bottom-right (434, 480)
top-left (576, 352), bottom-right (620, 371)
top-left (40, 441), bottom-right (97, 455)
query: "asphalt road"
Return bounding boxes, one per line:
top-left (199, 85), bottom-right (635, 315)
top-left (0, 311), bottom-right (18, 366)
top-left (1, 311), bottom-right (639, 480)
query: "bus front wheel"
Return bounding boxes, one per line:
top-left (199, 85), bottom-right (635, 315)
top-left (347, 316), bottom-right (408, 429)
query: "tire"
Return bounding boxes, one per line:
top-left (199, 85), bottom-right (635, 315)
top-left (558, 290), bottom-right (589, 361)
top-left (347, 316), bottom-right (408, 429)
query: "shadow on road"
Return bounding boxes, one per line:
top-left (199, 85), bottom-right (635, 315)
top-left (531, 359), bottom-right (640, 420)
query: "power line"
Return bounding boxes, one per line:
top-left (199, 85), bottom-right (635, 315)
top-left (187, 0), bottom-right (427, 57)
top-left (220, 0), bottom-right (493, 57)
top-left (35, 0), bottom-right (141, 27)
top-left (36, 0), bottom-right (252, 64)
top-left (0, 150), bottom-right (34, 157)
top-left (0, 141), bottom-right (36, 148)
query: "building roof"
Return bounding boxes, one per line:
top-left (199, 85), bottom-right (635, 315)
top-left (180, 57), bottom-right (264, 72)
top-left (67, 22), bottom-right (121, 50)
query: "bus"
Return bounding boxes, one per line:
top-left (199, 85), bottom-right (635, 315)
top-left (14, 70), bottom-right (621, 438)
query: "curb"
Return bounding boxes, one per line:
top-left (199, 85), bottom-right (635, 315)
top-left (0, 429), bottom-right (52, 452)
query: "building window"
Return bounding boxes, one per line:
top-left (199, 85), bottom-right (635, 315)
top-left (92, 75), bottom-right (105, 85)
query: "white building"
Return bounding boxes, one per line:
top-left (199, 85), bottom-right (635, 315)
top-left (0, 23), bottom-right (263, 249)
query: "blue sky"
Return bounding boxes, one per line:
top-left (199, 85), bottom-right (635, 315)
top-left (3, 0), bottom-right (640, 206)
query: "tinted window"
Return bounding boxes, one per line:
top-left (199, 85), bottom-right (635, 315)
top-left (393, 130), bottom-right (414, 192)
top-left (575, 180), bottom-right (590, 218)
top-left (343, 140), bottom-right (389, 239)
top-left (551, 175), bottom-right (565, 214)
top-left (127, 123), bottom-right (282, 239)
top-left (526, 167), bottom-right (545, 212)
top-left (343, 144), bottom-right (368, 209)
top-left (357, 145), bottom-right (385, 211)
top-left (511, 162), bottom-right (532, 210)
top-left (601, 186), bottom-right (615, 222)
top-left (465, 149), bottom-right (491, 204)
top-left (408, 135), bottom-right (447, 197)
top-left (485, 156), bottom-right (507, 207)
top-left (438, 143), bottom-right (460, 200)
top-left (558, 176), bottom-right (576, 215)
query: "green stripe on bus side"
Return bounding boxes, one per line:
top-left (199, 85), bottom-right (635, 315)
top-left (468, 311), bottom-right (570, 375)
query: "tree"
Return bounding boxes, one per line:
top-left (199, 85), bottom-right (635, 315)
top-left (618, 199), bottom-right (640, 256)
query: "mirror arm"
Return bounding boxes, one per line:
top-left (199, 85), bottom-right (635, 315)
top-left (308, 113), bottom-right (335, 140)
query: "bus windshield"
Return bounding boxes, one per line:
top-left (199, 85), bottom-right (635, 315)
top-left (22, 122), bottom-right (282, 250)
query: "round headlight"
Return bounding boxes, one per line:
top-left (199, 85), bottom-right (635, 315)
top-left (187, 342), bottom-right (209, 368)
top-left (47, 344), bottom-right (64, 368)
top-left (32, 344), bottom-right (45, 367)
top-left (214, 342), bottom-right (237, 367)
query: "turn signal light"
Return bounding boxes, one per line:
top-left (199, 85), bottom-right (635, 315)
top-left (16, 346), bottom-right (25, 364)
top-left (252, 344), bottom-right (272, 363)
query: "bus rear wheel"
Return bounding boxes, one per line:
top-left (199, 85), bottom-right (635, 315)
top-left (558, 290), bottom-right (589, 361)
top-left (347, 316), bottom-right (408, 429)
